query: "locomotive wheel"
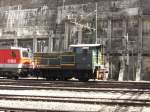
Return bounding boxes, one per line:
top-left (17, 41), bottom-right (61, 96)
top-left (46, 76), bottom-right (51, 81)
top-left (46, 76), bottom-right (56, 81)
top-left (51, 77), bottom-right (56, 81)
top-left (58, 76), bottom-right (69, 81)
top-left (14, 76), bottom-right (19, 80)
top-left (58, 77), bottom-right (63, 81)
top-left (46, 77), bottom-right (49, 81)
top-left (78, 78), bottom-right (89, 82)
top-left (64, 77), bottom-right (70, 81)
top-left (77, 71), bottom-right (90, 82)
top-left (6, 76), bottom-right (12, 79)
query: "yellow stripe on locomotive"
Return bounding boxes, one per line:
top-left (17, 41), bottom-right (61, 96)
top-left (33, 52), bottom-right (75, 69)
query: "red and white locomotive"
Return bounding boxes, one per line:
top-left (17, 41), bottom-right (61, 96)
top-left (0, 46), bottom-right (32, 79)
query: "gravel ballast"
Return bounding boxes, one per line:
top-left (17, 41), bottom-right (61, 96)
top-left (0, 90), bottom-right (149, 111)
top-left (0, 100), bottom-right (149, 112)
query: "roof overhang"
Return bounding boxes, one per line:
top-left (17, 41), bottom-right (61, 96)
top-left (69, 44), bottom-right (101, 48)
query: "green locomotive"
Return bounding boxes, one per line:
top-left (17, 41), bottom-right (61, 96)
top-left (33, 44), bottom-right (105, 81)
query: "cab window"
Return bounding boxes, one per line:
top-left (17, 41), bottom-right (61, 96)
top-left (82, 49), bottom-right (88, 55)
top-left (75, 48), bottom-right (82, 54)
top-left (22, 50), bottom-right (29, 57)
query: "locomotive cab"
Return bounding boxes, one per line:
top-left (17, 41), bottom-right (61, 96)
top-left (70, 44), bottom-right (105, 81)
top-left (0, 47), bottom-right (32, 79)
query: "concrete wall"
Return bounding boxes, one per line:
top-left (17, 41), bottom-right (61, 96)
top-left (0, 0), bottom-right (149, 80)
top-left (0, 0), bottom-right (142, 51)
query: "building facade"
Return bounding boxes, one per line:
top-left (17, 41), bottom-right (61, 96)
top-left (0, 0), bottom-right (149, 81)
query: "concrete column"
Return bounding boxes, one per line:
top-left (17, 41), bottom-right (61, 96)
top-left (48, 32), bottom-right (54, 53)
top-left (136, 16), bottom-right (143, 81)
top-left (78, 26), bottom-right (82, 44)
top-left (107, 18), bottom-right (112, 80)
top-left (118, 18), bottom-right (127, 81)
top-left (119, 55), bottom-right (125, 81)
top-left (33, 38), bottom-right (37, 53)
top-left (14, 39), bottom-right (18, 47)
top-left (64, 22), bottom-right (69, 51)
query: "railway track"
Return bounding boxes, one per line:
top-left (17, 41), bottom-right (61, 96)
top-left (0, 79), bottom-right (149, 93)
top-left (0, 84), bottom-right (150, 93)
top-left (0, 78), bottom-right (149, 111)
top-left (0, 78), bottom-right (150, 89)
top-left (0, 92), bottom-right (149, 112)
top-left (0, 94), bottom-right (150, 106)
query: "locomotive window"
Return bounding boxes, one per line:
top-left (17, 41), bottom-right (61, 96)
top-left (75, 48), bottom-right (82, 54)
top-left (61, 55), bottom-right (75, 64)
top-left (83, 49), bottom-right (88, 54)
top-left (22, 51), bottom-right (29, 57)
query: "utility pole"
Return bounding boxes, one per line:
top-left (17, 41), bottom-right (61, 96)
top-left (64, 22), bottom-right (69, 51)
top-left (107, 17), bottom-right (112, 80)
top-left (95, 2), bottom-right (98, 44)
top-left (48, 31), bottom-right (54, 53)
top-left (126, 33), bottom-right (129, 80)
top-left (63, 0), bottom-right (69, 51)
top-left (33, 37), bottom-right (37, 53)
top-left (118, 18), bottom-right (127, 81)
top-left (32, 30), bottom-right (37, 53)
top-left (136, 11), bottom-right (143, 81)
